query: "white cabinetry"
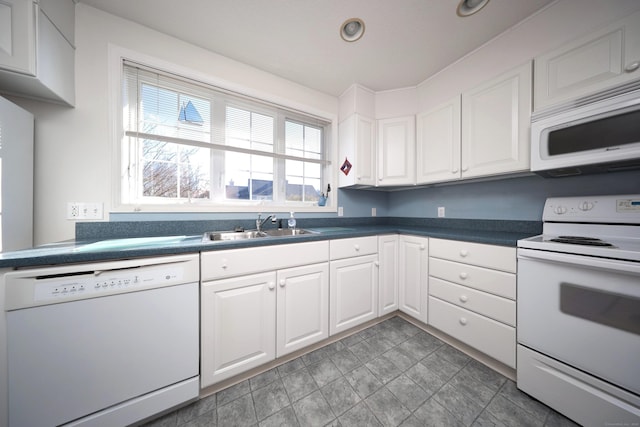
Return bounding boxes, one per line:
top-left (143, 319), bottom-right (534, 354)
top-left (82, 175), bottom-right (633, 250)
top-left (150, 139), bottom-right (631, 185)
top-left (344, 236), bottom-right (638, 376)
top-left (417, 62), bottom-right (531, 184)
top-left (0, 0), bottom-right (75, 105)
top-left (534, 9), bottom-right (640, 111)
top-left (460, 62), bottom-right (531, 179)
top-left (329, 236), bottom-right (378, 334)
top-left (378, 234), bottom-right (398, 316)
top-left (428, 238), bottom-right (516, 368)
top-left (338, 114), bottom-right (376, 187)
top-left (398, 235), bottom-right (429, 323)
top-left (416, 97), bottom-right (461, 184)
top-left (377, 116), bottom-right (416, 186)
top-left (200, 241), bottom-right (328, 387)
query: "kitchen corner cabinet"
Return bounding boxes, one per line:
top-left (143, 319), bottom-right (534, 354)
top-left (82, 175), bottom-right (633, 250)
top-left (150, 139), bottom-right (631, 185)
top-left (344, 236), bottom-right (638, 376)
top-left (338, 114), bottom-right (376, 187)
top-left (377, 116), bottom-right (416, 186)
top-left (200, 241), bottom-right (329, 387)
top-left (534, 9), bottom-right (640, 111)
top-left (398, 235), bottom-right (429, 324)
top-left (460, 62), bottom-right (531, 179)
top-left (427, 238), bottom-right (516, 368)
top-left (378, 235), bottom-right (399, 316)
top-left (0, 0), bottom-right (75, 106)
top-left (416, 97), bottom-right (461, 184)
top-left (329, 236), bottom-right (379, 335)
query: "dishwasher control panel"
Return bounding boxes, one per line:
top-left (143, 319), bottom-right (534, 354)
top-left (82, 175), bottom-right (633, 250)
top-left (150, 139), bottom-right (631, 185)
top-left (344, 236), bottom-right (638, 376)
top-left (33, 267), bottom-right (184, 302)
top-left (4, 254), bottom-right (199, 310)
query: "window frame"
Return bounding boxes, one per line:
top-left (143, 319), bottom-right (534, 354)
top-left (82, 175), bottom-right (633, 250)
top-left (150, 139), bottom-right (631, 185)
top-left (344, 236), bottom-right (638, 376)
top-left (109, 47), bottom-right (337, 214)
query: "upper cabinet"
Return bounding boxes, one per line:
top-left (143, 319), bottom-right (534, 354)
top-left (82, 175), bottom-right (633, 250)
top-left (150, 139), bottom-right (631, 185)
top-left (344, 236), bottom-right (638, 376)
top-left (460, 62), bottom-right (531, 179)
top-left (534, 9), bottom-right (640, 111)
top-left (417, 62), bottom-right (532, 184)
top-left (0, 0), bottom-right (75, 106)
top-left (338, 114), bottom-right (376, 187)
top-left (377, 116), bottom-right (415, 186)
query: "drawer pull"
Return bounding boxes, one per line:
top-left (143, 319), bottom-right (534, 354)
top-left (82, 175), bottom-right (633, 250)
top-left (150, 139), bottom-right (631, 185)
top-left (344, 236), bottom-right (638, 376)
top-left (420, 244), bottom-right (426, 250)
top-left (459, 295), bottom-right (468, 303)
top-left (459, 317), bottom-right (468, 325)
top-left (354, 244), bottom-right (360, 251)
top-left (374, 261), bottom-right (380, 267)
top-left (268, 282), bottom-right (275, 290)
top-left (625, 60), bottom-right (639, 72)
top-left (221, 259), bottom-right (228, 269)
top-left (460, 250), bottom-right (469, 257)
top-left (279, 279), bottom-right (286, 287)
top-left (459, 272), bottom-right (468, 280)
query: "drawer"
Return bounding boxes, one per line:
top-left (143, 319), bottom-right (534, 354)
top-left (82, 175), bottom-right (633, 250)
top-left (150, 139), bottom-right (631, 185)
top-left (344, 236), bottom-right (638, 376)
top-left (429, 277), bottom-right (515, 326)
top-left (201, 241), bottom-right (329, 281)
top-left (429, 296), bottom-right (515, 368)
top-left (429, 238), bottom-right (516, 273)
top-left (429, 257), bottom-right (516, 299)
top-left (330, 236), bottom-right (378, 260)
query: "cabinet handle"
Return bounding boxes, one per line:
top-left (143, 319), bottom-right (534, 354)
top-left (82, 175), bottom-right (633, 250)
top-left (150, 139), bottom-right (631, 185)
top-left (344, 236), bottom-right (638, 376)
top-left (374, 261), bottom-right (380, 267)
top-left (452, 168), bottom-right (458, 173)
top-left (459, 250), bottom-right (468, 257)
top-left (279, 279), bottom-right (286, 287)
top-left (420, 244), bottom-right (426, 250)
top-left (459, 317), bottom-right (468, 325)
top-left (459, 295), bottom-right (468, 303)
top-left (459, 272), bottom-right (468, 280)
top-left (268, 282), bottom-right (275, 290)
top-left (221, 259), bottom-right (228, 269)
top-left (625, 61), bottom-right (640, 72)
top-left (354, 244), bottom-right (360, 251)
top-left (461, 166), bottom-right (468, 172)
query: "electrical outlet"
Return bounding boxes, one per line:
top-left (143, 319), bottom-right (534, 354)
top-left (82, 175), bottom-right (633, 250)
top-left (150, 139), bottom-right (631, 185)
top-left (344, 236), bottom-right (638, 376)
top-left (338, 206), bottom-right (344, 217)
top-left (67, 202), bottom-right (104, 220)
top-left (438, 206), bottom-right (445, 218)
top-left (371, 207), bottom-right (377, 217)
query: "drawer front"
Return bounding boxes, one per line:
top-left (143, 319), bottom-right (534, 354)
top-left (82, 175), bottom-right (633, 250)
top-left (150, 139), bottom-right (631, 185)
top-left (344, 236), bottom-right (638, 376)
top-left (201, 241), bottom-right (329, 281)
top-left (330, 236), bottom-right (378, 260)
top-left (429, 238), bottom-right (516, 273)
top-left (429, 296), bottom-right (515, 368)
top-left (429, 257), bottom-right (516, 299)
top-left (429, 277), bottom-right (515, 326)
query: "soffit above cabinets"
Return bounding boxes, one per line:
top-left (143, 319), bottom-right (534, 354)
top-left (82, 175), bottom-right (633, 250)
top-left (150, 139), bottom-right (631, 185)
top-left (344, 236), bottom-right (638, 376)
top-left (78, 0), bottom-right (554, 96)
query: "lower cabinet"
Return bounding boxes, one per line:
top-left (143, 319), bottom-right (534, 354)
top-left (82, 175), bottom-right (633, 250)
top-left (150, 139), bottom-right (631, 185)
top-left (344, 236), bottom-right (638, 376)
top-left (329, 237), bottom-right (379, 335)
top-left (378, 234), bottom-right (399, 316)
top-left (398, 235), bottom-right (429, 324)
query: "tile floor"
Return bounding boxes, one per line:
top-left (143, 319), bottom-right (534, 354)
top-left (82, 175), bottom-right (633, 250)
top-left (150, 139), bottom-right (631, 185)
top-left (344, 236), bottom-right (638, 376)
top-left (143, 316), bottom-right (579, 427)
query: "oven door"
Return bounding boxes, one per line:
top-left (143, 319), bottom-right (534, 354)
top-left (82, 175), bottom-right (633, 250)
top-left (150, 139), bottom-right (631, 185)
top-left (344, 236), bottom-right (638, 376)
top-left (517, 248), bottom-right (640, 396)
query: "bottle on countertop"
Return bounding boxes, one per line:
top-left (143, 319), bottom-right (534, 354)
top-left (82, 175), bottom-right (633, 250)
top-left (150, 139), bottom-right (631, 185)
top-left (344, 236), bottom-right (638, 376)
top-left (288, 212), bottom-right (296, 229)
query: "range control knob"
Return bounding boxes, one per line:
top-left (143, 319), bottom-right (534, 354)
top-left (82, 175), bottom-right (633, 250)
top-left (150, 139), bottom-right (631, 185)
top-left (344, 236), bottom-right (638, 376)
top-left (579, 201), bottom-right (594, 211)
top-left (553, 205), bottom-right (567, 214)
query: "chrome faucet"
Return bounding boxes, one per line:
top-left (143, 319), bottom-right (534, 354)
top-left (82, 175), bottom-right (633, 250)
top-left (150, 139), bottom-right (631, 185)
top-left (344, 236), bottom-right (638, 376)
top-left (256, 213), bottom-right (276, 232)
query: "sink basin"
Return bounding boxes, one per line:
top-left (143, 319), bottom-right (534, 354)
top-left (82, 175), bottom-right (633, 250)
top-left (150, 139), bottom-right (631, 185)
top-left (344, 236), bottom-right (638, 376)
top-left (202, 228), bottom-right (317, 242)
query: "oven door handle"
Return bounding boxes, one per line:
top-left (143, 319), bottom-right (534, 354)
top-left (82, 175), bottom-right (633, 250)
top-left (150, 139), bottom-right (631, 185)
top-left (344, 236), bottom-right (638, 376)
top-left (518, 248), bottom-right (640, 275)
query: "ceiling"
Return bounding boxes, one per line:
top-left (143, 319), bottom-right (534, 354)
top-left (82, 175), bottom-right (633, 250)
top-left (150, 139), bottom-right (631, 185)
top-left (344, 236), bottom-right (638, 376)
top-left (79, 0), bottom-right (556, 97)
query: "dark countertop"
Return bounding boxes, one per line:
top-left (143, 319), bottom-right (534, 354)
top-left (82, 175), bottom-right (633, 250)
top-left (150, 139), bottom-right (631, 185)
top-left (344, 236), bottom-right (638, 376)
top-left (0, 218), bottom-right (541, 269)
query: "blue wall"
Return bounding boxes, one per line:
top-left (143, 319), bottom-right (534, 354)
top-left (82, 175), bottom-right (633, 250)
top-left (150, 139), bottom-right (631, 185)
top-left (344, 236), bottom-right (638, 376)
top-left (111, 170), bottom-right (639, 223)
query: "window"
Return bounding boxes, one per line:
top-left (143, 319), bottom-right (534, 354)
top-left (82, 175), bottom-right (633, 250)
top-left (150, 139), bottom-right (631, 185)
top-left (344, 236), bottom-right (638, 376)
top-left (121, 61), bottom-right (331, 210)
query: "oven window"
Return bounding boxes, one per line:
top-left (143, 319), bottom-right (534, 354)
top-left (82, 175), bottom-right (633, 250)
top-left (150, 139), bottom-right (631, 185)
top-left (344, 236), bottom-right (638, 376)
top-left (560, 283), bottom-right (640, 335)
top-left (548, 109), bottom-right (640, 156)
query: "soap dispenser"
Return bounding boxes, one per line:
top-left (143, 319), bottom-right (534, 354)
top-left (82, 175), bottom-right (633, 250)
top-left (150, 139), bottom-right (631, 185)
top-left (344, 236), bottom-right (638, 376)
top-left (288, 212), bottom-right (296, 229)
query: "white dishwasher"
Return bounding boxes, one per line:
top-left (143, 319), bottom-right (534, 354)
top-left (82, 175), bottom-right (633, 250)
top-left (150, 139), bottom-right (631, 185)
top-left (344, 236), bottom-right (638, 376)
top-left (3, 254), bottom-right (200, 427)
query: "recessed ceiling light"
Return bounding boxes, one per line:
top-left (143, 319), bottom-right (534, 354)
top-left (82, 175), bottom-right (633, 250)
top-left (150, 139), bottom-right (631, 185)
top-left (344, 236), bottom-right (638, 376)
top-left (340, 18), bottom-right (365, 42)
top-left (457, 0), bottom-right (490, 17)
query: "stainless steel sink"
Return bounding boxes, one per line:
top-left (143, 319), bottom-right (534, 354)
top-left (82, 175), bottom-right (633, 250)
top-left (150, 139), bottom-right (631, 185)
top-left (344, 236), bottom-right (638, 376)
top-left (201, 228), bottom-right (316, 242)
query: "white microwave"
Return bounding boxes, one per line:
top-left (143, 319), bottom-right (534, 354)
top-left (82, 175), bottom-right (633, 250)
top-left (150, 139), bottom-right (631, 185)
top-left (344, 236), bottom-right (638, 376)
top-left (531, 88), bottom-right (640, 177)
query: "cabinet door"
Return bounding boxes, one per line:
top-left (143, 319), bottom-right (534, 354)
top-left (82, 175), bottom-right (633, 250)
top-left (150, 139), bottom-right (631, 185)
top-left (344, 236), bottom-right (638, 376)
top-left (534, 10), bottom-right (640, 110)
top-left (461, 62), bottom-right (531, 179)
top-left (330, 254), bottom-right (378, 335)
top-left (378, 235), bottom-right (398, 316)
top-left (338, 114), bottom-right (375, 187)
top-left (416, 96), bottom-right (461, 184)
top-left (377, 116), bottom-right (416, 186)
top-left (399, 235), bottom-right (429, 323)
top-left (201, 272), bottom-right (276, 387)
top-left (276, 263), bottom-right (329, 357)
top-left (0, 0), bottom-right (36, 75)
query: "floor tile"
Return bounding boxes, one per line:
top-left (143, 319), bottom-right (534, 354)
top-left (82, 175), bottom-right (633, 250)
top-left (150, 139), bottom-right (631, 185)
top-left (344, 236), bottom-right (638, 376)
top-left (344, 365), bottom-right (384, 399)
top-left (385, 374), bottom-right (429, 412)
top-left (216, 380), bottom-right (250, 406)
top-left (329, 348), bottom-right (362, 374)
top-left (307, 358), bottom-right (342, 388)
top-left (250, 367), bottom-right (279, 391)
top-left (216, 393), bottom-right (257, 427)
top-left (339, 401), bottom-right (382, 426)
top-left (448, 368), bottom-right (499, 407)
top-left (364, 387), bottom-right (411, 427)
top-left (176, 393), bottom-right (216, 424)
top-left (291, 389), bottom-right (335, 426)
top-left (252, 379), bottom-right (290, 421)
top-left (383, 346), bottom-right (417, 372)
top-left (412, 398), bottom-right (465, 427)
top-left (433, 343), bottom-right (472, 368)
top-left (420, 351), bottom-right (462, 382)
top-left (277, 357), bottom-right (305, 377)
top-left (484, 394), bottom-right (544, 427)
top-left (432, 382), bottom-right (485, 425)
top-left (182, 409), bottom-right (217, 427)
top-left (463, 359), bottom-right (507, 392)
top-left (302, 346), bottom-right (330, 366)
top-left (366, 353), bottom-right (403, 384)
top-left (349, 339), bottom-right (378, 363)
top-left (404, 361), bottom-right (447, 397)
top-left (258, 405), bottom-right (299, 427)
top-left (498, 380), bottom-right (550, 422)
top-left (281, 367), bottom-right (318, 402)
top-left (320, 376), bottom-right (361, 416)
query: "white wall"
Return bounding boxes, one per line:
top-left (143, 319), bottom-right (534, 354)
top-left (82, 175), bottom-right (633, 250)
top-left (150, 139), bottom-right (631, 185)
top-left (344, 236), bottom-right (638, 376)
top-left (12, 4), bottom-right (338, 245)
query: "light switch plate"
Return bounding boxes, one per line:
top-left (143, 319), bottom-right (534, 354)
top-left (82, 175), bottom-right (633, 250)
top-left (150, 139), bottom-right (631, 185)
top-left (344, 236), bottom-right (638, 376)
top-left (438, 206), bottom-right (445, 217)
